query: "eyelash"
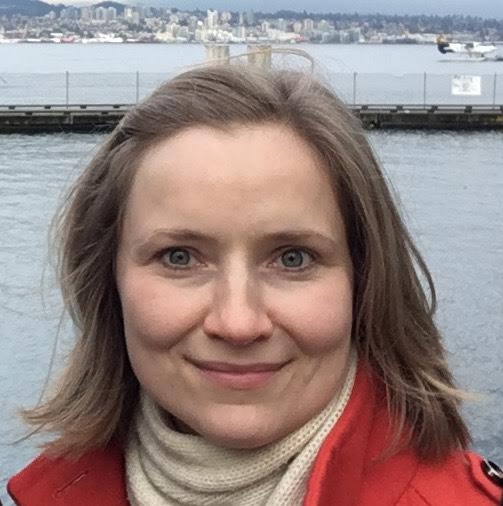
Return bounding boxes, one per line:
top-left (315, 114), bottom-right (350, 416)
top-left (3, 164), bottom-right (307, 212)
top-left (155, 247), bottom-right (318, 273)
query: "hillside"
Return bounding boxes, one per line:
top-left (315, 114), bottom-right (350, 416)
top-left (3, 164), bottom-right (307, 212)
top-left (0, 0), bottom-right (64, 17)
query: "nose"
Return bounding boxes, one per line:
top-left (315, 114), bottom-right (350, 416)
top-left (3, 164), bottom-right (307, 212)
top-left (202, 269), bottom-right (274, 346)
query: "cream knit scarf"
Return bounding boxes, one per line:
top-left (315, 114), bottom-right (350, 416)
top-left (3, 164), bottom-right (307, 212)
top-left (126, 352), bottom-right (357, 506)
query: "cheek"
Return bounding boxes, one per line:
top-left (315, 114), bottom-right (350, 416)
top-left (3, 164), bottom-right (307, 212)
top-left (119, 270), bottom-right (204, 348)
top-left (273, 276), bottom-right (353, 354)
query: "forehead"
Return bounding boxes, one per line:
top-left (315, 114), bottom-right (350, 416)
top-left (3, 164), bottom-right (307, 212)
top-left (134, 123), bottom-right (329, 194)
top-left (124, 123), bottom-right (344, 238)
top-left (140, 123), bottom-right (322, 177)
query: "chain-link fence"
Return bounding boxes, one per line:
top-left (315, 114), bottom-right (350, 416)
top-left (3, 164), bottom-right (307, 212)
top-left (0, 71), bottom-right (502, 106)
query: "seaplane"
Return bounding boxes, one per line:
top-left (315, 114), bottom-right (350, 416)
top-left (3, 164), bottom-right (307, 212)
top-left (436, 35), bottom-right (500, 61)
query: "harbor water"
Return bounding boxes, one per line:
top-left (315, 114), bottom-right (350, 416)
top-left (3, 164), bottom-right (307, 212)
top-left (0, 44), bottom-right (502, 503)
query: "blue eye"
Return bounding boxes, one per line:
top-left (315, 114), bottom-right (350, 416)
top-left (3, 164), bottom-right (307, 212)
top-left (161, 248), bottom-right (192, 267)
top-left (279, 248), bottom-right (312, 269)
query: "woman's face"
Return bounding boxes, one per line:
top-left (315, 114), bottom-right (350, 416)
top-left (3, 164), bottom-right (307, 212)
top-left (116, 123), bottom-right (354, 449)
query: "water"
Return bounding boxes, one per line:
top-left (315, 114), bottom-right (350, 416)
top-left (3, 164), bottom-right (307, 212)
top-left (1, 42), bottom-right (503, 74)
top-left (1, 44), bottom-right (502, 504)
top-left (1, 43), bottom-right (503, 105)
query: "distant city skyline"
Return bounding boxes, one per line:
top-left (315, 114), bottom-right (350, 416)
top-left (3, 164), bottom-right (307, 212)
top-left (44, 0), bottom-right (503, 18)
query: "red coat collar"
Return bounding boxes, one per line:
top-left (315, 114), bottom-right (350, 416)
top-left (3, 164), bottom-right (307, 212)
top-left (303, 363), bottom-right (419, 505)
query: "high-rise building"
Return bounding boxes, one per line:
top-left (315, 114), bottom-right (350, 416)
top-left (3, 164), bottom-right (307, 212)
top-left (303, 18), bottom-right (314, 32)
top-left (194, 28), bottom-right (203, 42)
top-left (349, 28), bottom-right (363, 43)
top-left (220, 11), bottom-right (232, 24)
top-left (318, 20), bottom-right (332, 32)
top-left (168, 23), bottom-right (179, 37)
top-left (245, 10), bottom-right (254, 26)
top-left (236, 25), bottom-right (246, 39)
top-left (125, 7), bottom-right (140, 25)
top-left (178, 26), bottom-right (189, 39)
top-left (136, 6), bottom-right (145, 20)
top-left (94, 6), bottom-right (107, 22)
top-left (207, 10), bottom-right (218, 30)
top-left (60, 6), bottom-right (79, 20)
top-left (106, 7), bottom-right (117, 21)
top-left (80, 6), bottom-right (92, 21)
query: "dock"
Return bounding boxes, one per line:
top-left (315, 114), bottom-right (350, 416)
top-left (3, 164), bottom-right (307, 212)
top-left (1, 103), bottom-right (503, 133)
top-left (0, 104), bottom-right (128, 134)
top-left (354, 104), bottom-right (503, 130)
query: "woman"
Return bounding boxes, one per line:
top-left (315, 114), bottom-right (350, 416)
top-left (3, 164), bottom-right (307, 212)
top-left (7, 62), bottom-right (503, 505)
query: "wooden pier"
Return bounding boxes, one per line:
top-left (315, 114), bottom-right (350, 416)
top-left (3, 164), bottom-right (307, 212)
top-left (1, 103), bottom-right (503, 133)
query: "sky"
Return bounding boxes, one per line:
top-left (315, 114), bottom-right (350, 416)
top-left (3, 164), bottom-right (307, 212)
top-left (49, 0), bottom-right (503, 18)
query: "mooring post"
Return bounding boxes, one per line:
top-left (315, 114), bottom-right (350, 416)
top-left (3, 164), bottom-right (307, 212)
top-left (136, 71), bottom-right (140, 103)
top-left (353, 72), bottom-right (357, 105)
top-left (247, 45), bottom-right (272, 69)
top-left (205, 44), bottom-right (230, 64)
top-left (65, 70), bottom-right (69, 108)
top-left (492, 73), bottom-right (497, 108)
top-left (423, 72), bottom-right (427, 108)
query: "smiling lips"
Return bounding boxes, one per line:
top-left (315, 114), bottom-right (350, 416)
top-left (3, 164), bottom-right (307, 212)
top-left (190, 359), bottom-right (287, 389)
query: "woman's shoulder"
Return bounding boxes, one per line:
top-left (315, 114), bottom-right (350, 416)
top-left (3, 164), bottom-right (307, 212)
top-left (308, 445), bottom-right (502, 505)
top-left (308, 444), bottom-right (502, 505)
top-left (398, 451), bottom-right (503, 506)
top-left (361, 449), bottom-right (503, 505)
top-left (7, 443), bottom-right (127, 506)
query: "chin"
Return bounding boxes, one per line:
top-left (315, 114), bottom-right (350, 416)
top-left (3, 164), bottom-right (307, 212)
top-left (189, 405), bottom-right (287, 450)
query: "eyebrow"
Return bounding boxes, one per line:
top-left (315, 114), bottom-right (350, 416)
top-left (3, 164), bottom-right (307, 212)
top-left (134, 228), bottom-right (340, 250)
top-left (259, 230), bottom-right (340, 251)
top-left (132, 229), bottom-right (219, 254)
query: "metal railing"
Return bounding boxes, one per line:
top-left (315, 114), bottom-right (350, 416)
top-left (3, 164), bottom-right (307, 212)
top-left (333, 72), bottom-right (502, 106)
top-left (0, 71), bottom-right (501, 106)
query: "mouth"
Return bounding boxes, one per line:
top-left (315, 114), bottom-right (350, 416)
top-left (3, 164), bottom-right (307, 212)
top-left (188, 359), bottom-right (289, 390)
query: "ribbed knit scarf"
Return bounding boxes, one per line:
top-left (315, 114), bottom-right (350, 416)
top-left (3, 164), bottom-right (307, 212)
top-left (126, 352), bottom-right (357, 506)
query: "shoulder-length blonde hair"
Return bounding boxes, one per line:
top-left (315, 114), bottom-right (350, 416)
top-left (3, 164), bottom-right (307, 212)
top-left (23, 61), bottom-right (469, 461)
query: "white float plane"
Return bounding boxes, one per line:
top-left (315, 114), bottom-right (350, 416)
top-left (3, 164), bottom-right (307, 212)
top-left (436, 35), bottom-right (499, 60)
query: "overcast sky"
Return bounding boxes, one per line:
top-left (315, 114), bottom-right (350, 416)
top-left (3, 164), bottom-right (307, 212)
top-left (53, 0), bottom-right (503, 18)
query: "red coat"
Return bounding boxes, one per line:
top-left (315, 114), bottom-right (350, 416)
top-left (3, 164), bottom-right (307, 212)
top-left (8, 365), bottom-right (503, 506)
